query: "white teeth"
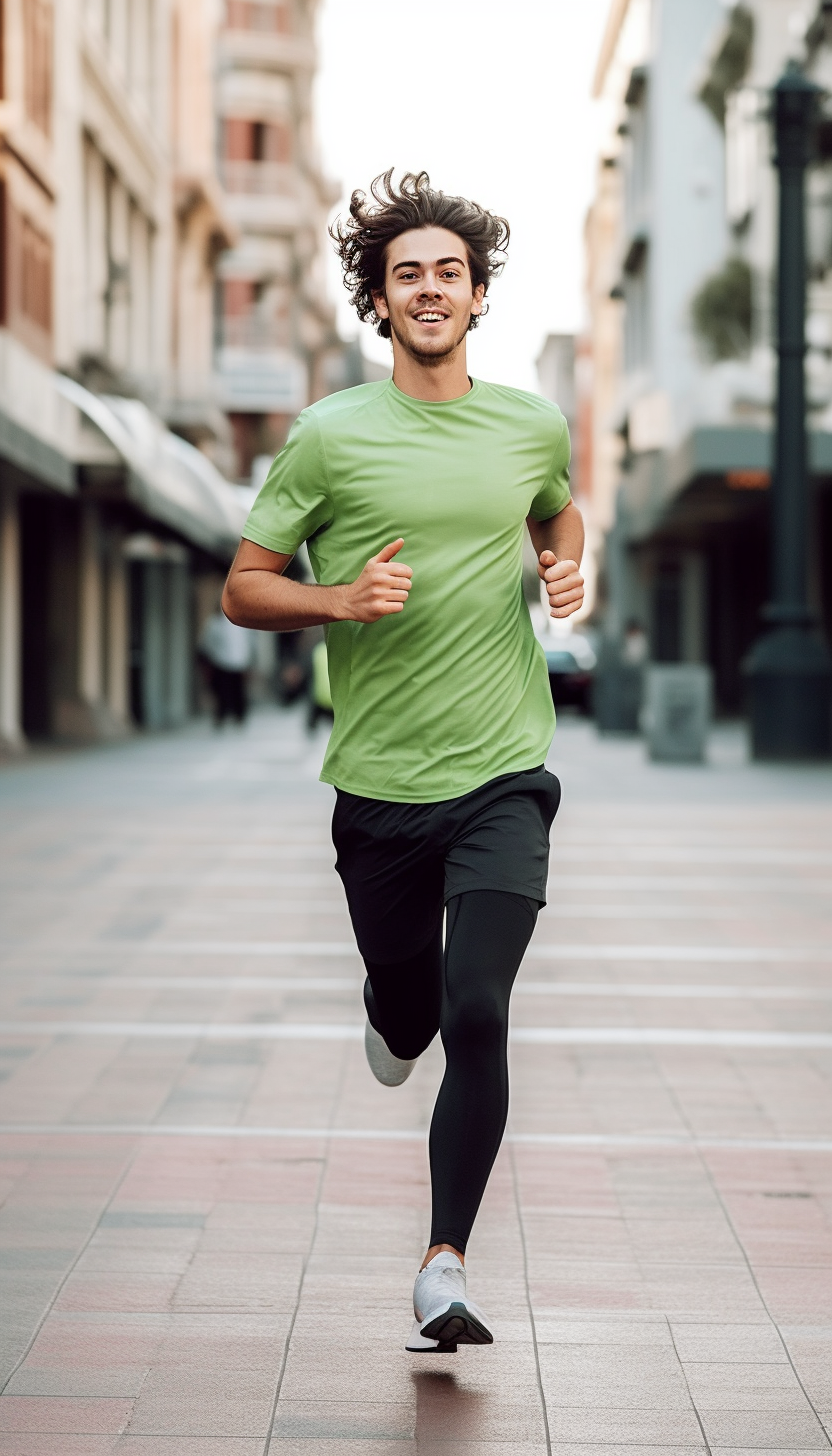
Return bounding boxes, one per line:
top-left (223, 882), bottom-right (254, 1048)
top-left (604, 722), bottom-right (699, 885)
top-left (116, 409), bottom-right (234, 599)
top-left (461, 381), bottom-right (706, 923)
top-left (416, 313), bottom-right (445, 322)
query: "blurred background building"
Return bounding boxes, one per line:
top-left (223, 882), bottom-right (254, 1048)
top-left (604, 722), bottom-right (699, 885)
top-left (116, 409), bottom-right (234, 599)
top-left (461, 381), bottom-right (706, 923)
top-left (582, 0), bottom-right (832, 716)
top-left (0, 0), bottom-right (351, 752)
top-left (215, 0), bottom-right (347, 483)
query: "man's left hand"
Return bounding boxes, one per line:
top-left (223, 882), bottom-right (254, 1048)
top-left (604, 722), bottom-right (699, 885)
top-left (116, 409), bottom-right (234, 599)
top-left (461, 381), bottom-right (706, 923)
top-left (538, 551), bottom-right (584, 618)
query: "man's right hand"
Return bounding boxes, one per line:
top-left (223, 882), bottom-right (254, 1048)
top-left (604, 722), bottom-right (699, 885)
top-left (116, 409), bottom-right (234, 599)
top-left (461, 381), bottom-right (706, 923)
top-left (221, 536), bottom-right (412, 633)
top-left (341, 539), bottom-right (412, 622)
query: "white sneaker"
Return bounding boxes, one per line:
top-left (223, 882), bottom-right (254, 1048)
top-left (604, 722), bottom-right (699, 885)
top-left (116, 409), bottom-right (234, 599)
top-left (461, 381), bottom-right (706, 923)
top-left (364, 1020), bottom-right (417, 1087)
top-left (411, 1251), bottom-right (493, 1346)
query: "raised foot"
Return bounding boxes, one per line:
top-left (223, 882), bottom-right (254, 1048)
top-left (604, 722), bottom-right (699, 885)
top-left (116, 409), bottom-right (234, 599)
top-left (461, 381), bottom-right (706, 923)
top-left (405, 1319), bottom-right (458, 1354)
top-left (420, 1300), bottom-right (493, 1346)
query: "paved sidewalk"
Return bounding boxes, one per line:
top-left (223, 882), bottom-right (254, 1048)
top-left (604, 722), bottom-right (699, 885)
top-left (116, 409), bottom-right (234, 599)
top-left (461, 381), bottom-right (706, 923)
top-left (1, 708), bottom-right (831, 1454)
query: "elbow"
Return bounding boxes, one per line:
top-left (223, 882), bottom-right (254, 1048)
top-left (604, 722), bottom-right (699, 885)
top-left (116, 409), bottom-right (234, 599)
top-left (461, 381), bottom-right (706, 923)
top-left (221, 579), bottom-right (242, 626)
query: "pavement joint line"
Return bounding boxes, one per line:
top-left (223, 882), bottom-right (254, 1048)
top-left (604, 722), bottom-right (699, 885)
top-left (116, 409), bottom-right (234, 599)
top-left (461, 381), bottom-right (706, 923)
top-left (2, 974), bottom-right (832, 1001)
top-left (0, 1124), bottom-right (830, 1152)
top-left (10, 941), bottom-right (832, 961)
top-left (3, 1020), bottom-right (832, 1046)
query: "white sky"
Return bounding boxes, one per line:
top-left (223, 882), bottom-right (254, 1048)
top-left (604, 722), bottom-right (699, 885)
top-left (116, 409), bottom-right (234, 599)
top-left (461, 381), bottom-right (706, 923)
top-left (314, 0), bottom-right (611, 393)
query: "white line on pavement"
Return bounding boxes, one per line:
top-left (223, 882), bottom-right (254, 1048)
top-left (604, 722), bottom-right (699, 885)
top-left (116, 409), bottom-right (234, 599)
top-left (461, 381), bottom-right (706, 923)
top-left (94, 976), bottom-right (360, 991)
top-left (2, 1021), bottom-right (832, 1047)
top-left (4, 974), bottom-right (831, 1001)
top-left (510, 1027), bottom-right (832, 1046)
top-left (156, 902), bottom-right (824, 921)
top-left (548, 848), bottom-right (832, 865)
top-left (75, 942), bottom-right (358, 957)
top-left (527, 945), bottom-right (832, 962)
top-left (19, 941), bottom-right (832, 961)
top-left (0, 1124), bottom-right (830, 1153)
top-left (547, 875), bottom-right (832, 893)
top-left (517, 982), bottom-right (832, 1000)
top-left (0, 1021), bottom-right (364, 1040)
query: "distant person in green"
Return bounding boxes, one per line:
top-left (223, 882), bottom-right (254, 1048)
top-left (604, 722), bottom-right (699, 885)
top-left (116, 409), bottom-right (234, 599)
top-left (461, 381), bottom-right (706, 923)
top-left (223, 171), bottom-right (584, 1351)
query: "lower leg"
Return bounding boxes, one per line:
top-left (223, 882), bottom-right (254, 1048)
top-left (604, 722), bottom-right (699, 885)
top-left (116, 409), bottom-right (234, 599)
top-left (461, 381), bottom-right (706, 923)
top-left (425, 890), bottom-right (538, 1263)
top-left (363, 923), bottom-right (443, 1063)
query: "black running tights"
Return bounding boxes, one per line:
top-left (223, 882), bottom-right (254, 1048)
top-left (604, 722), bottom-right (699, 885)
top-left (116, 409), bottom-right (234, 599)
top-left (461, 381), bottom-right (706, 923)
top-left (363, 889), bottom-right (538, 1255)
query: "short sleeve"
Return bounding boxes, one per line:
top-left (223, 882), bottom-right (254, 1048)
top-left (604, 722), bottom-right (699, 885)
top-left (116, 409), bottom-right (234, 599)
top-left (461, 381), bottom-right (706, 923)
top-left (242, 410), bottom-right (331, 553)
top-left (528, 413), bottom-right (571, 521)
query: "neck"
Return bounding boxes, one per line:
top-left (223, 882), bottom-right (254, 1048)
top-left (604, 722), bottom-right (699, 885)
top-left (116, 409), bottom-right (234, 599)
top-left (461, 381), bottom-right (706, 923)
top-left (389, 338), bottom-right (473, 402)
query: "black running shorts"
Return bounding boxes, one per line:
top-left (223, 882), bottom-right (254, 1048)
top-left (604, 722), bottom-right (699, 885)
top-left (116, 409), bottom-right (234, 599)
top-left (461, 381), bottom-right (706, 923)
top-left (332, 766), bottom-right (561, 964)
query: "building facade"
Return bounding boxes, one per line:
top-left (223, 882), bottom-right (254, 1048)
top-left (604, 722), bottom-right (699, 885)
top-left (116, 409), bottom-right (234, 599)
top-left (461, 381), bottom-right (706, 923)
top-left (0, 0), bottom-right (250, 750)
top-left (585, 0), bottom-right (832, 713)
top-left (215, 0), bottom-right (343, 481)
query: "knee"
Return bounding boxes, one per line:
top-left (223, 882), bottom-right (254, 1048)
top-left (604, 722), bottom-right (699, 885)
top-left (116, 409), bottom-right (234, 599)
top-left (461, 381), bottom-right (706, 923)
top-left (364, 976), bottom-right (437, 1062)
top-left (385, 1026), bottom-right (434, 1062)
top-left (442, 991), bottom-right (506, 1058)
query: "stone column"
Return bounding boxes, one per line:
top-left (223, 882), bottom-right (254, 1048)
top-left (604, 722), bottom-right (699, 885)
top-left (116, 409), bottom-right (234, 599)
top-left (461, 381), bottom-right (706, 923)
top-left (0, 486), bottom-right (23, 749)
top-left (106, 534), bottom-right (129, 724)
top-left (78, 502), bottom-right (103, 710)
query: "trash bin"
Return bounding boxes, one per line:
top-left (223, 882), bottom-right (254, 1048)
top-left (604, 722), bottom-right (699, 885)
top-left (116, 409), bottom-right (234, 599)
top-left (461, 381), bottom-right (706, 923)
top-left (592, 663), bottom-right (643, 733)
top-left (642, 664), bottom-right (712, 763)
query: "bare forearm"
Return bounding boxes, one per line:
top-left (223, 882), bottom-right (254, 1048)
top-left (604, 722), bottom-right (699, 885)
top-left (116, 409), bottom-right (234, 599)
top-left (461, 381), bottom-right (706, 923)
top-left (222, 570), bottom-right (349, 632)
top-left (528, 501), bottom-right (586, 619)
top-left (221, 536), bottom-right (413, 631)
top-left (528, 501), bottom-right (584, 566)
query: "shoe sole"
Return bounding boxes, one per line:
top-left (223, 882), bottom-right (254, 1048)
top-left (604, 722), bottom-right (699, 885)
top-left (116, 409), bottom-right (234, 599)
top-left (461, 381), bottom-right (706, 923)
top-left (419, 1300), bottom-right (493, 1346)
top-left (405, 1320), bottom-right (457, 1354)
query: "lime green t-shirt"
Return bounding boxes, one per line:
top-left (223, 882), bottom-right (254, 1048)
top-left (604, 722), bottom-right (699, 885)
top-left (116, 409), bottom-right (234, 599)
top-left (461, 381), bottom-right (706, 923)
top-left (243, 377), bottom-right (571, 802)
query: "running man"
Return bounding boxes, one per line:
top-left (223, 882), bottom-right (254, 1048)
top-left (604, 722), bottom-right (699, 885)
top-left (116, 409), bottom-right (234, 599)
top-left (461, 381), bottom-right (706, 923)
top-left (222, 171), bottom-right (584, 1352)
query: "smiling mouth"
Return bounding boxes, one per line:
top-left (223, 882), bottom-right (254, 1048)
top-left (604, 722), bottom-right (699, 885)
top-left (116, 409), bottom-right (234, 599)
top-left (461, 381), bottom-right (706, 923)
top-left (413, 312), bottom-right (449, 324)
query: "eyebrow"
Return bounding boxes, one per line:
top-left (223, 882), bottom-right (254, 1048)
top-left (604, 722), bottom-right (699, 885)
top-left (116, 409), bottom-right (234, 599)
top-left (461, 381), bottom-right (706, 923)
top-left (391, 256), bottom-right (467, 272)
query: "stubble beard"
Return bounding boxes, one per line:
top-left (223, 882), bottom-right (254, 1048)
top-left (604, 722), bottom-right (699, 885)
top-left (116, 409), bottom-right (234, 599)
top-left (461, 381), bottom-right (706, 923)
top-left (389, 311), bottom-right (472, 368)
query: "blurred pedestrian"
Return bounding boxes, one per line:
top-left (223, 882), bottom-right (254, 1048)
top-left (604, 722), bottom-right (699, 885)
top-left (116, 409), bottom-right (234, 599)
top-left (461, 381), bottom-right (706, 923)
top-left (307, 638), bottom-right (333, 731)
top-left (199, 608), bottom-right (255, 726)
top-left (222, 170), bottom-right (585, 1353)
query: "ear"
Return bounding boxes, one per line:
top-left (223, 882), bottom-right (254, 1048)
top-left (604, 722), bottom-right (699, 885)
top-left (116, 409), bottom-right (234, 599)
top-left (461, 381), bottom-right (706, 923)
top-left (471, 282), bottom-right (486, 317)
top-left (372, 289), bottom-right (390, 320)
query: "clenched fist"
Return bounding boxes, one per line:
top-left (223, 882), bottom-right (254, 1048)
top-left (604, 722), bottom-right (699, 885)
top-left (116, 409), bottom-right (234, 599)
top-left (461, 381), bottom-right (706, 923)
top-left (341, 538), bottom-right (412, 623)
top-left (538, 550), bottom-right (584, 619)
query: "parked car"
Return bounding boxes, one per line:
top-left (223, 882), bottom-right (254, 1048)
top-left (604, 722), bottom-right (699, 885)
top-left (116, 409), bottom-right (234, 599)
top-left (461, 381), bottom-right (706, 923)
top-left (538, 631), bottom-right (596, 715)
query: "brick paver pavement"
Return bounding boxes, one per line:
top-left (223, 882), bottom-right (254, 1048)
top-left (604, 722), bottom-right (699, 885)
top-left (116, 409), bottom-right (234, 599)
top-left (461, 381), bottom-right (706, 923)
top-left (1, 708), bottom-right (832, 1454)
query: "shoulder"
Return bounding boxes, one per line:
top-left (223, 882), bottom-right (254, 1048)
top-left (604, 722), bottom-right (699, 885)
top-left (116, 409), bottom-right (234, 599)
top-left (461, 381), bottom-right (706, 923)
top-left (477, 381), bottom-right (567, 439)
top-left (302, 381), bottom-right (391, 431)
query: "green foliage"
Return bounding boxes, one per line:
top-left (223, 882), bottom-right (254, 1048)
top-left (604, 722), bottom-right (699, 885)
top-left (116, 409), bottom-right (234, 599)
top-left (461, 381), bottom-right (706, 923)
top-left (698, 6), bottom-right (754, 127)
top-left (690, 257), bottom-right (753, 361)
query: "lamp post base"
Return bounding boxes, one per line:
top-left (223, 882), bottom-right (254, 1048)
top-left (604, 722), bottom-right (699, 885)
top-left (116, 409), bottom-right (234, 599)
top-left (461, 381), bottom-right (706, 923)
top-left (744, 628), bottom-right (832, 759)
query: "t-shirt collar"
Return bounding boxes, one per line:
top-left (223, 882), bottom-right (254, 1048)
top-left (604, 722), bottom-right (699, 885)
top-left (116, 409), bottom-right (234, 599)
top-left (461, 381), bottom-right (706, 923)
top-left (386, 376), bottom-right (482, 409)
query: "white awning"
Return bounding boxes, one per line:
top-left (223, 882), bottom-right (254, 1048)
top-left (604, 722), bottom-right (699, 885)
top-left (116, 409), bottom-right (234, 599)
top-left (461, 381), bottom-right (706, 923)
top-left (56, 377), bottom-right (249, 557)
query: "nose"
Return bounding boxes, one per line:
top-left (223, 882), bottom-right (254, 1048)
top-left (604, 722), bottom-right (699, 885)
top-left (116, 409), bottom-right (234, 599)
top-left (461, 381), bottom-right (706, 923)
top-left (418, 274), bottom-right (443, 298)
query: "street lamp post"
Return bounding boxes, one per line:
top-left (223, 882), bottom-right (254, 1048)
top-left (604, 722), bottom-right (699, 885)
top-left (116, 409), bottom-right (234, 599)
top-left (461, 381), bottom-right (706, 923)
top-left (744, 62), bottom-right (832, 758)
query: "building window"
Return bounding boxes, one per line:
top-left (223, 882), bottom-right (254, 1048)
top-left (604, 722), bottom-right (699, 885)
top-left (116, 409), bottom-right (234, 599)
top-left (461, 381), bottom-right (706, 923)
top-left (221, 118), bottom-right (293, 193)
top-left (21, 216), bottom-right (52, 332)
top-left (725, 87), bottom-right (758, 230)
top-left (225, 0), bottom-right (289, 33)
top-left (0, 184), bottom-right (53, 356)
top-left (223, 278), bottom-right (256, 318)
top-left (24, 0), bottom-right (53, 136)
top-left (223, 118), bottom-right (292, 164)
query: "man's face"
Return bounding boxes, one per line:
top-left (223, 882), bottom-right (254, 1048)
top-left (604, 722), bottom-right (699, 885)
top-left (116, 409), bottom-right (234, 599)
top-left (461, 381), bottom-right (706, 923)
top-left (372, 226), bottom-right (485, 363)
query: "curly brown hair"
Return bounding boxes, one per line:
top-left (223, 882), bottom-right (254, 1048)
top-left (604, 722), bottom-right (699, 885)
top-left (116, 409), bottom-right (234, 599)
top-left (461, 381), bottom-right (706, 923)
top-left (330, 169), bottom-right (510, 340)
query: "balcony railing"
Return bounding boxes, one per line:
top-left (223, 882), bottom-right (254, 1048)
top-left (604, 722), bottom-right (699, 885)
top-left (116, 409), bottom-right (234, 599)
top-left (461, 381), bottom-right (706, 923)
top-left (220, 314), bottom-right (291, 350)
top-left (221, 161), bottom-right (297, 196)
top-left (216, 344), bottom-right (307, 413)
